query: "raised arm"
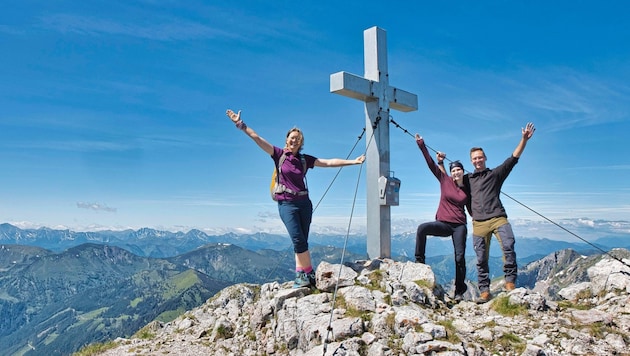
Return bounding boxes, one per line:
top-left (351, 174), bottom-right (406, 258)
top-left (416, 134), bottom-right (445, 179)
top-left (512, 122), bottom-right (536, 158)
top-left (436, 152), bottom-right (447, 174)
top-left (226, 109), bottom-right (274, 156)
top-left (315, 155), bottom-right (365, 167)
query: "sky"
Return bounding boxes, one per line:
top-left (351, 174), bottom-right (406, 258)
top-left (1, 1), bottom-right (629, 243)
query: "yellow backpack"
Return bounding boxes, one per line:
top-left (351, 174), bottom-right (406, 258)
top-left (271, 152), bottom-right (308, 201)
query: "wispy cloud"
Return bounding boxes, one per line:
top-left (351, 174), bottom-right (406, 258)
top-left (515, 68), bottom-right (630, 131)
top-left (40, 14), bottom-right (236, 41)
top-left (77, 202), bottom-right (117, 213)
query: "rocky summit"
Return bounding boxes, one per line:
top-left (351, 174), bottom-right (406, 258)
top-left (97, 250), bottom-right (630, 355)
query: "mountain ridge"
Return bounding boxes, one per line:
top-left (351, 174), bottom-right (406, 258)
top-left (2, 223), bottom-right (625, 260)
top-left (94, 250), bottom-right (630, 355)
top-left (2, 223), bottom-right (629, 355)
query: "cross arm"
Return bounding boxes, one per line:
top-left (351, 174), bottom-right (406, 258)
top-left (330, 71), bottom-right (375, 102)
top-left (389, 88), bottom-right (418, 112)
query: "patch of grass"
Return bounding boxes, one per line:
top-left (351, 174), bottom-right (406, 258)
top-left (129, 297), bottom-right (143, 308)
top-left (491, 296), bottom-right (527, 317)
top-left (163, 270), bottom-right (201, 299)
top-left (72, 341), bottom-right (118, 356)
top-left (585, 322), bottom-right (616, 339)
top-left (558, 300), bottom-right (591, 310)
top-left (183, 312), bottom-right (198, 322)
top-left (215, 324), bottom-right (233, 339)
top-left (366, 270), bottom-right (385, 291)
top-left (155, 307), bottom-right (185, 322)
top-left (574, 288), bottom-right (592, 301)
top-left (246, 330), bottom-right (257, 341)
top-left (437, 319), bottom-right (461, 344)
top-left (386, 335), bottom-right (403, 354)
top-left (334, 294), bottom-right (372, 321)
top-left (498, 332), bottom-right (525, 354)
top-left (133, 325), bottom-right (156, 340)
top-left (385, 312), bottom-right (396, 331)
top-left (414, 279), bottom-right (433, 289)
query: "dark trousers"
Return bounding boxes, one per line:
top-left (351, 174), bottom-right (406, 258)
top-left (415, 221), bottom-right (468, 295)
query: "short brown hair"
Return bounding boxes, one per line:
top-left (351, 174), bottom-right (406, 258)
top-left (470, 147), bottom-right (485, 158)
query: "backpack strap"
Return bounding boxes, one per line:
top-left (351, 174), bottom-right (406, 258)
top-left (274, 152), bottom-right (308, 197)
top-left (275, 151), bottom-right (288, 187)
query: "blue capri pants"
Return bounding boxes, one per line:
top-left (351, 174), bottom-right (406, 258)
top-left (278, 199), bottom-right (313, 254)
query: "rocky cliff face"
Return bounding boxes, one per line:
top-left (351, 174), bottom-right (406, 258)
top-left (97, 249), bottom-right (630, 355)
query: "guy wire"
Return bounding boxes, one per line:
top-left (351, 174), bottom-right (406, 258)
top-left (389, 116), bottom-right (630, 268)
top-left (323, 120), bottom-right (377, 355)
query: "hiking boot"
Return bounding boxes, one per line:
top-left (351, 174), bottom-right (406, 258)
top-left (453, 293), bottom-right (464, 303)
top-left (505, 282), bottom-right (516, 292)
top-left (415, 257), bottom-right (425, 264)
top-left (307, 270), bottom-right (316, 287)
top-left (476, 291), bottom-right (492, 304)
top-left (293, 271), bottom-right (310, 289)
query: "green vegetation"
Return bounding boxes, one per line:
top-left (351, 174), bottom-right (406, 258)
top-left (364, 269), bottom-right (385, 291)
top-left (130, 297), bottom-right (143, 308)
top-left (437, 319), bottom-right (461, 344)
top-left (480, 331), bottom-right (525, 354)
top-left (133, 325), bottom-right (157, 340)
top-left (491, 296), bottom-right (527, 317)
top-left (215, 324), bottom-right (234, 339)
top-left (574, 288), bottom-right (593, 301)
top-left (163, 270), bottom-right (202, 299)
top-left (498, 332), bottom-right (525, 354)
top-left (413, 279), bottom-right (434, 289)
top-left (333, 294), bottom-right (373, 322)
top-left (0, 242), bottom-right (226, 356)
top-left (584, 321), bottom-right (618, 339)
top-left (386, 335), bottom-right (403, 354)
top-left (72, 341), bottom-right (118, 356)
top-left (156, 307), bottom-right (186, 323)
top-left (557, 300), bottom-right (591, 310)
top-left (385, 312), bottom-right (396, 331)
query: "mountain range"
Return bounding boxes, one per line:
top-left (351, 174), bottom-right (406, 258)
top-left (2, 223), bottom-right (625, 260)
top-left (0, 223), bottom-right (627, 355)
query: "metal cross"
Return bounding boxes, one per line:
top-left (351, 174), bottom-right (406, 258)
top-left (330, 26), bottom-right (418, 259)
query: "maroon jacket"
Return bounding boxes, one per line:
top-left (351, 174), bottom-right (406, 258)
top-left (417, 139), bottom-right (470, 225)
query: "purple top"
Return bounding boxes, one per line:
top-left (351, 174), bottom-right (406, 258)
top-left (272, 146), bottom-right (316, 201)
top-left (417, 139), bottom-right (469, 225)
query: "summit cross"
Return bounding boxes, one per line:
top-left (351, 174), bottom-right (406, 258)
top-left (330, 26), bottom-right (418, 259)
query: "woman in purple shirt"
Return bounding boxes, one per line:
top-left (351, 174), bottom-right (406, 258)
top-left (226, 109), bottom-right (365, 288)
top-left (414, 134), bottom-right (470, 301)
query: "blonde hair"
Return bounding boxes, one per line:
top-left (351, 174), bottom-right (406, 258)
top-left (285, 127), bottom-right (304, 152)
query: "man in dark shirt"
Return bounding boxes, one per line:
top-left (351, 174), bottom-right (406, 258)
top-left (468, 123), bottom-right (535, 303)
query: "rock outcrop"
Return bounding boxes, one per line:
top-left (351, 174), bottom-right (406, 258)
top-left (97, 250), bottom-right (630, 355)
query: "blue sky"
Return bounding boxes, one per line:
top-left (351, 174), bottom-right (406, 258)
top-left (1, 1), bottom-right (629, 242)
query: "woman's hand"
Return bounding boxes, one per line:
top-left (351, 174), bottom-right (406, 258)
top-left (226, 109), bottom-right (241, 123)
top-left (355, 155), bottom-right (366, 164)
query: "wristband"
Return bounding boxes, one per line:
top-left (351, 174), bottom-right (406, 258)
top-left (235, 120), bottom-right (247, 130)
top-left (438, 161), bottom-right (444, 165)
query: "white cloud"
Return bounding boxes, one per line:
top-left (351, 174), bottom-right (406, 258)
top-left (76, 202), bottom-right (117, 213)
